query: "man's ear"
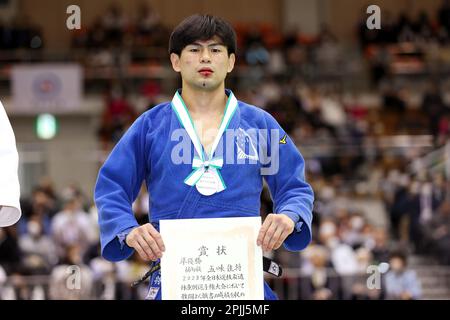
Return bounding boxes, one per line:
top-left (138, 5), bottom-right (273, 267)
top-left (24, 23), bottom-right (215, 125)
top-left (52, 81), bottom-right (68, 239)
top-left (227, 53), bottom-right (236, 73)
top-left (170, 53), bottom-right (181, 72)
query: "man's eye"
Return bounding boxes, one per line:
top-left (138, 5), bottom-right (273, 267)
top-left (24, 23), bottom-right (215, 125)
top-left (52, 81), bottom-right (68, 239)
top-left (189, 48), bottom-right (199, 52)
top-left (211, 48), bottom-right (221, 53)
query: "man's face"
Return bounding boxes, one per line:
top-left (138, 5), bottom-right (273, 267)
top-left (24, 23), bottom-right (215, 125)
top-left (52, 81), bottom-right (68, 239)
top-left (170, 36), bottom-right (235, 92)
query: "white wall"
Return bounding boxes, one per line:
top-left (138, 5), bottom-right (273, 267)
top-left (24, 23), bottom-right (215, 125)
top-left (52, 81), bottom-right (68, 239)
top-left (281, 0), bottom-right (324, 35)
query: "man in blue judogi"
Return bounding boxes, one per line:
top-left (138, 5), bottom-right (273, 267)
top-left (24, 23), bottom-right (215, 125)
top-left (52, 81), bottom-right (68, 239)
top-left (94, 14), bottom-right (314, 300)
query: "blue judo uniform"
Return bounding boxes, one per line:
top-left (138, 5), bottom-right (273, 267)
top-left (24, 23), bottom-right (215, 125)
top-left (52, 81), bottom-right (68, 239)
top-left (94, 89), bottom-right (314, 300)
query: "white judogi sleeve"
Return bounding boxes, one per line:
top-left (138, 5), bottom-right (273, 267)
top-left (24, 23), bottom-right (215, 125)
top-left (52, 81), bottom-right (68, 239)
top-left (0, 100), bottom-right (21, 227)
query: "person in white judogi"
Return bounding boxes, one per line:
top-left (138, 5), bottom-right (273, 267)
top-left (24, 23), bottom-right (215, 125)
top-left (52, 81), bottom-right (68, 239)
top-left (0, 100), bottom-right (21, 227)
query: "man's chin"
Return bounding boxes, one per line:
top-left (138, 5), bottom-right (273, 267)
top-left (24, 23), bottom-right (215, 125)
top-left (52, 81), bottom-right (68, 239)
top-left (194, 80), bottom-right (221, 91)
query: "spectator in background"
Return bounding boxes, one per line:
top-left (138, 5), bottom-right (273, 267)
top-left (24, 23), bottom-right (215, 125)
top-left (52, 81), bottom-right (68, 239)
top-left (36, 177), bottom-right (59, 208)
top-left (383, 85), bottom-right (407, 115)
top-left (51, 194), bottom-right (96, 262)
top-left (378, 11), bottom-right (398, 44)
top-left (438, 0), bottom-right (450, 39)
top-left (421, 81), bottom-right (447, 139)
top-left (17, 186), bottom-right (57, 237)
top-left (350, 247), bottom-right (384, 300)
top-left (101, 4), bottom-right (128, 46)
top-left (0, 226), bottom-right (23, 275)
top-left (315, 25), bottom-right (341, 74)
top-left (244, 26), bottom-right (270, 66)
top-left (87, 17), bottom-right (107, 49)
top-left (396, 12), bottom-right (415, 43)
top-left (369, 43), bottom-right (391, 87)
top-left (135, 2), bottom-right (160, 46)
top-left (19, 216), bottom-right (57, 275)
top-left (407, 180), bottom-right (423, 251)
top-left (98, 83), bottom-right (137, 150)
top-left (48, 244), bottom-right (93, 300)
top-left (300, 245), bottom-right (341, 300)
top-left (88, 243), bottom-right (118, 300)
top-left (413, 11), bottom-right (434, 41)
top-left (389, 173), bottom-right (410, 242)
top-left (437, 111), bottom-right (450, 145)
top-left (423, 199), bottom-right (450, 265)
top-left (282, 27), bottom-right (306, 75)
top-left (384, 250), bottom-right (421, 299)
top-left (340, 213), bottom-right (367, 248)
top-left (371, 228), bottom-right (391, 264)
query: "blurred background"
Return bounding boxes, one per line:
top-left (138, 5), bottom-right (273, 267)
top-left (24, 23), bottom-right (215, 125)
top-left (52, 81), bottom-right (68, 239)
top-left (1, 0), bottom-right (450, 300)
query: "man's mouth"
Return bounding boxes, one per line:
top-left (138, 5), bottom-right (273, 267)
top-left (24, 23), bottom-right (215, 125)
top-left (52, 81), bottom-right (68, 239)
top-left (198, 68), bottom-right (213, 76)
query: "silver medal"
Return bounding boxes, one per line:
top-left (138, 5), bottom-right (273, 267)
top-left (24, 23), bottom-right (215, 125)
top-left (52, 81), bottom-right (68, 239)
top-left (195, 168), bottom-right (219, 196)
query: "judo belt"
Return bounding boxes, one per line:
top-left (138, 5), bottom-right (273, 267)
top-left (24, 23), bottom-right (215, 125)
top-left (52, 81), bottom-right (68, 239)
top-left (131, 257), bottom-right (283, 287)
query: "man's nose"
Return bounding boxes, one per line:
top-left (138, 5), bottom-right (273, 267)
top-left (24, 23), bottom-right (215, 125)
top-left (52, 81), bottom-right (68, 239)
top-left (200, 48), bottom-right (211, 63)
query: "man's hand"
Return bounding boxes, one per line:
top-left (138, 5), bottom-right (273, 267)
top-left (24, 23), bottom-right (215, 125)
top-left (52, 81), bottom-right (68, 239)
top-left (257, 213), bottom-right (295, 252)
top-left (126, 223), bottom-right (166, 262)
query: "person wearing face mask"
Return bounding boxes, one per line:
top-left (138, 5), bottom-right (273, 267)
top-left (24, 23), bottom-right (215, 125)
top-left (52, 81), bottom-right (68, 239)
top-left (19, 218), bottom-right (57, 273)
top-left (0, 101), bottom-right (21, 227)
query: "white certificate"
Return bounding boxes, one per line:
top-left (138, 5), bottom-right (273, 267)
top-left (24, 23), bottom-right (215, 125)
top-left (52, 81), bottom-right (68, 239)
top-left (160, 216), bottom-right (264, 300)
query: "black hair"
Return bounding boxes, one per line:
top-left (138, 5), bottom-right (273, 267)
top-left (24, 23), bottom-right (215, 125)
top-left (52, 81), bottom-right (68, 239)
top-left (169, 14), bottom-right (237, 56)
top-left (389, 250), bottom-right (408, 265)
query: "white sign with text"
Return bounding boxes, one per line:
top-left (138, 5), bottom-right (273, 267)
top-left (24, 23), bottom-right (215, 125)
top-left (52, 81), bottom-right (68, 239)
top-left (160, 216), bottom-right (264, 300)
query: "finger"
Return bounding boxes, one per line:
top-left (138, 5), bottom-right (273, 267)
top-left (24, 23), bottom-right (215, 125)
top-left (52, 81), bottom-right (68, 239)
top-left (141, 230), bottom-right (162, 259)
top-left (136, 236), bottom-right (157, 261)
top-left (267, 226), bottom-right (283, 250)
top-left (274, 229), bottom-right (291, 250)
top-left (134, 240), bottom-right (152, 261)
top-left (144, 224), bottom-right (166, 252)
top-left (125, 228), bottom-right (138, 247)
top-left (262, 221), bottom-right (278, 251)
top-left (257, 215), bottom-right (273, 246)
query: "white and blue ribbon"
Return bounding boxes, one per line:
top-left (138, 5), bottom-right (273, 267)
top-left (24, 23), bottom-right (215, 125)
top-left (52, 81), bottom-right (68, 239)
top-left (171, 90), bottom-right (238, 193)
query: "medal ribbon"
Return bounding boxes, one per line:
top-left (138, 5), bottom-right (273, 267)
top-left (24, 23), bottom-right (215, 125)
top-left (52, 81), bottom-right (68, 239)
top-left (171, 90), bottom-right (238, 192)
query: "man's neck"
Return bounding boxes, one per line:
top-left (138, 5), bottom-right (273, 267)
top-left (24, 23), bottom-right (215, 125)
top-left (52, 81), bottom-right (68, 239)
top-left (180, 84), bottom-right (228, 117)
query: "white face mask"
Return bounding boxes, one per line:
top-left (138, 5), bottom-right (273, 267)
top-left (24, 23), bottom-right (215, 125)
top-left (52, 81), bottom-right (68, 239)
top-left (319, 222), bottom-right (336, 238)
top-left (27, 221), bottom-right (42, 237)
top-left (350, 216), bottom-right (364, 230)
top-left (325, 237), bottom-right (339, 249)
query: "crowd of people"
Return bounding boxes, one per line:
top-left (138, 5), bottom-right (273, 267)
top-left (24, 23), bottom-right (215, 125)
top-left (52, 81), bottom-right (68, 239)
top-left (0, 178), bottom-right (153, 299)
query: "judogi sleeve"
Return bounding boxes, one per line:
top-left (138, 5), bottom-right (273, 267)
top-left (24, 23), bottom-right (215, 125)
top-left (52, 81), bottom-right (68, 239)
top-left (94, 114), bottom-right (150, 261)
top-left (262, 113), bottom-right (314, 251)
top-left (0, 101), bottom-right (21, 227)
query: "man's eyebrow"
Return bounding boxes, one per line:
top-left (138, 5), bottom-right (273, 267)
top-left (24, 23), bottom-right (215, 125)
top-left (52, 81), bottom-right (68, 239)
top-left (190, 42), bottom-right (225, 47)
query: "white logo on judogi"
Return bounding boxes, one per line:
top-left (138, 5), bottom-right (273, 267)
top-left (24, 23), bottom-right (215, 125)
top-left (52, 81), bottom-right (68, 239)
top-left (236, 128), bottom-right (259, 161)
